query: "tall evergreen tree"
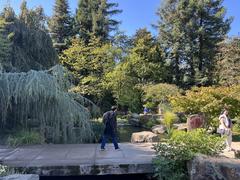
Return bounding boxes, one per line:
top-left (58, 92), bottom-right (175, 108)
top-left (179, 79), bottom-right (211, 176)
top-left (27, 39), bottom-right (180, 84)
top-left (157, 0), bottom-right (187, 86)
top-left (19, 0), bottom-right (47, 31)
top-left (0, 17), bottom-right (12, 71)
top-left (76, 0), bottom-right (121, 43)
top-left (157, 0), bottom-right (232, 87)
top-left (215, 38), bottom-right (240, 86)
top-left (60, 36), bottom-right (118, 108)
top-left (76, 0), bottom-right (92, 43)
top-left (128, 28), bottom-right (164, 84)
top-left (48, 0), bottom-right (73, 52)
top-left (0, 6), bottom-right (58, 72)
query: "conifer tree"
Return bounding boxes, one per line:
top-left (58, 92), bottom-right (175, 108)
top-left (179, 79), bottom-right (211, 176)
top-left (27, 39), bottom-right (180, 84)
top-left (76, 0), bottom-right (121, 43)
top-left (19, 0), bottom-right (47, 31)
top-left (215, 38), bottom-right (240, 86)
top-left (157, 0), bottom-right (232, 87)
top-left (0, 17), bottom-right (11, 71)
top-left (128, 28), bottom-right (164, 84)
top-left (60, 36), bottom-right (117, 107)
top-left (48, 0), bottom-right (73, 52)
top-left (0, 6), bottom-right (58, 72)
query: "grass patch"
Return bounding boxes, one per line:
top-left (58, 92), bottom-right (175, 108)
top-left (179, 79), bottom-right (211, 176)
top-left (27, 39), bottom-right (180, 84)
top-left (7, 131), bottom-right (44, 147)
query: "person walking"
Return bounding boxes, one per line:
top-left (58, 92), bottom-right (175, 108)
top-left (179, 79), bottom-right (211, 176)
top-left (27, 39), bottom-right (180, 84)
top-left (219, 108), bottom-right (233, 151)
top-left (100, 106), bottom-right (120, 151)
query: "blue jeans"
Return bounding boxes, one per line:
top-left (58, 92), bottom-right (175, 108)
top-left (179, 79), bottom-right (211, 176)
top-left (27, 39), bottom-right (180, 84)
top-left (101, 133), bottom-right (119, 149)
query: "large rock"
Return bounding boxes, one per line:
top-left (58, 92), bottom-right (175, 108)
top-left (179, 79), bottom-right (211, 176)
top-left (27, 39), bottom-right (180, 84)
top-left (151, 125), bottom-right (165, 134)
top-left (2, 174), bottom-right (39, 180)
top-left (131, 131), bottom-right (159, 143)
top-left (187, 114), bottom-right (205, 131)
top-left (188, 155), bottom-right (240, 180)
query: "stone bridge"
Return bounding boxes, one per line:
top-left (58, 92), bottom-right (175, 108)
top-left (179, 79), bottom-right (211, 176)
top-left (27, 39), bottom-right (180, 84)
top-left (0, 143), bottom-right (156, 176)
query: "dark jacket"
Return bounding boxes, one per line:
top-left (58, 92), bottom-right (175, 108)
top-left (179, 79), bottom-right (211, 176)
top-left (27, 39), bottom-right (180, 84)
top-left (103, 110), bottom-right (117, 135)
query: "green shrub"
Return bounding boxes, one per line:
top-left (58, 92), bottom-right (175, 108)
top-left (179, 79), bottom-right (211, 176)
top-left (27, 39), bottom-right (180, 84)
top-left (163, 111), bottom-right (178, 135)
top-left (176, 112), bottom-right (187, 123)
top-left (0, 165), bottom-right (17, 177)
top-left (142, 83), bottom-right (180, 110)
top-left (233, 123), bottom-right (240, 133)
top-left (153, 129), bottom-right (225, 180)
top-left (146, 120), bottom-right (156, 129)
top-left (7, 131), bottom-right (44, 147)
top-left (0, 165), bottom-right (8, 177)
top-left (170, 86), bottom-right (240, 128)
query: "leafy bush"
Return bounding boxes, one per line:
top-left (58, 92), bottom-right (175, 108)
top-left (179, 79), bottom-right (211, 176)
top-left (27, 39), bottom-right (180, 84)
top-left (0, 164), bottom-right (24, 177)
top-left (233, 123), bottom-right (240, 133)
top-left (142, 83), bottom-right (180, 110)
top-left (7, 131), bottom-right (44, 147)
top-left (170, 86), bottom-right (240, 128)
top-left (145, 120), bottom-right (157, 129)
top-left (153, 129), bottom-right (225, 180)
top-left (0, 165), bottom-right (8, 177)
top-left (163, 111), bottom-right (178, 135)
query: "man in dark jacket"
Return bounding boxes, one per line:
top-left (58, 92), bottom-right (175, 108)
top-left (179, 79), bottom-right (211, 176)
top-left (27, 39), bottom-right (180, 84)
top-left (100, 106), bottom-right (120, 150)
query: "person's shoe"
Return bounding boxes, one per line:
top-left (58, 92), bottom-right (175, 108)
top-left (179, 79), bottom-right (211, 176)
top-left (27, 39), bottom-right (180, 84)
top-left (115, 148), bottom-right (121, 151)
top-left (100, 148), bottom-right (105, 151)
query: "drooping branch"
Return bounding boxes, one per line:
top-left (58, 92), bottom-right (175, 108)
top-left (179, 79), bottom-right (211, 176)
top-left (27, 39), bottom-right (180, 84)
top-left (0, 65), bottom-right (94, 143)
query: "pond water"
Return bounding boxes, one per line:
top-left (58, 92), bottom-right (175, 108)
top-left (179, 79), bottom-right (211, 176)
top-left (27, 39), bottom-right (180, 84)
top-left (117, 125), bottom-right (148, 142)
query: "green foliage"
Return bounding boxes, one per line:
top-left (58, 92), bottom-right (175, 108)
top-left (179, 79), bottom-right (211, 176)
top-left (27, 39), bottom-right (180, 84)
top-left (128, 28), bottom-right (164, 84)
top-left (7, 131), bottom-right (44, 147)
top-left (0, 65), bottom-right (94, 143)
top-left (104, 29), bottom-right (165, 112)
top-left (0, 17), bottom-right (12, 71)
top-left (170, 86), bottom-right (240, 127)
top-left (0, 7), bottom-right (58, 72)
top-left (0, 165), bottom-right (14, 177)
top-left (48, 0), bottom-right (73, 52)
top-left (76, 0), bottom-right (122, 43)
top-left (61, 36), bottom-right (119, 109)
top-left (153, 156), bottom-right (186, 180)
top-left (0, 165), bottom-right (7, 177)
top-left (142, 83), bottom-right (180, 109)
top-left (233, 123), bottom-right (240, 133)
top-left (163, 111), bottom-right (178, 135)
top-left (19, 0), bottom-right (47, 31)
top-left (157, 0), bottom-right (232, 87)
top-left (153, 129), bottom-right (225, 180)
top-left (215, 38), bottom-right (240, 86)
top-left (146, 120), bottom-right (157, 129)
top-left (104, 62), bottom-right (142, 112)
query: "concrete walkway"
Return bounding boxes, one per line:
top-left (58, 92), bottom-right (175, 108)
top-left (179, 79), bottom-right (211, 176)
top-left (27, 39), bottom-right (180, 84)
top-left (0, 143), bottom-right (156, 176)
top-left (1, 142), bottom-right (239, 176)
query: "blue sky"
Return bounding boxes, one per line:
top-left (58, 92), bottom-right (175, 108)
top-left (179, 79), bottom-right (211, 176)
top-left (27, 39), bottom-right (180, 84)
top-left (1, 0), bottom-right (239, 36)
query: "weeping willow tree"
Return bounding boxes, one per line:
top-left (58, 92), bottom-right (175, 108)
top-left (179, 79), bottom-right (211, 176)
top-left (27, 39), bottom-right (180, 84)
top-left (0, 65), bottom-right (97, 143)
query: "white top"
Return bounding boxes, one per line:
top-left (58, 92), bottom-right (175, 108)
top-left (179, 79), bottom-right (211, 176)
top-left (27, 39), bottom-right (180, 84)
top-left (219, 114), bottom-right (229, 129)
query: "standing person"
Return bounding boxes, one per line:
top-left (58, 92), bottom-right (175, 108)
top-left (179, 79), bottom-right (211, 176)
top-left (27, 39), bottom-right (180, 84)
top-left (219, 108), bottom-right (233, 151)
top-left (101, 106), bottom-right (120, 151)
top-left (143, 106), bottom-right (149, 114)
